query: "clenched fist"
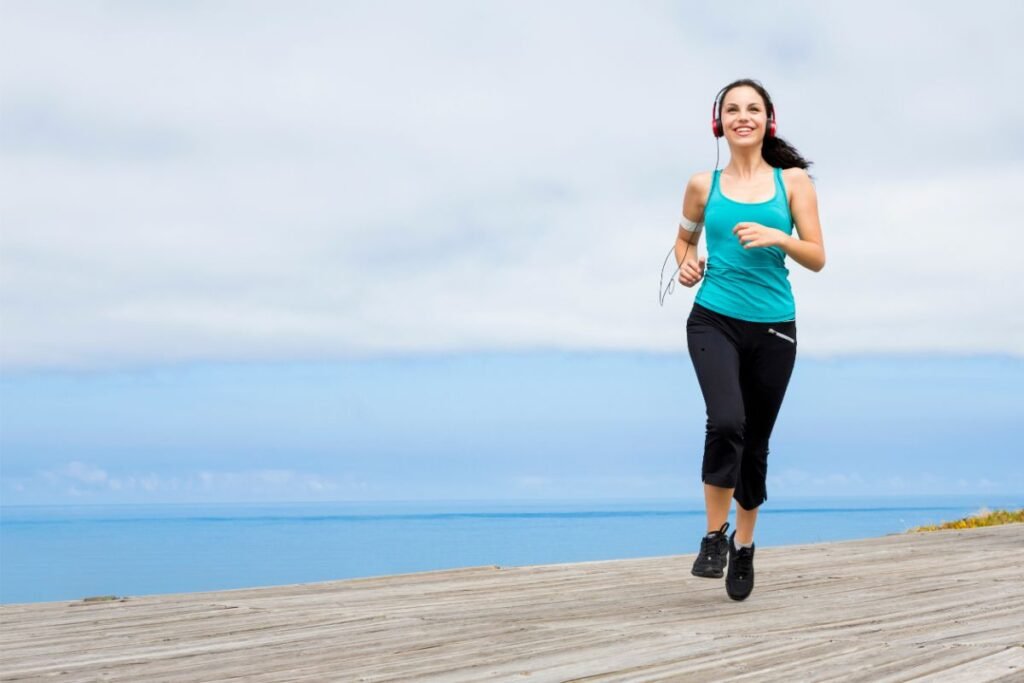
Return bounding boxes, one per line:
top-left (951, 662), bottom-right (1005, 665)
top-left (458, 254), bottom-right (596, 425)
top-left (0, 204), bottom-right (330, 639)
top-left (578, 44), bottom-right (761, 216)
top-left (678, 256), bottom-right (706, 287)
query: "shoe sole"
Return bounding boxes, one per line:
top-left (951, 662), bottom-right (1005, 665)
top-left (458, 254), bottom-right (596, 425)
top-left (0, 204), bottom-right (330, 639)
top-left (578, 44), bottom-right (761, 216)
top-left (691, 568), bottom-right (724, 579)
top-left (726, 587), bottom-right (752, 600)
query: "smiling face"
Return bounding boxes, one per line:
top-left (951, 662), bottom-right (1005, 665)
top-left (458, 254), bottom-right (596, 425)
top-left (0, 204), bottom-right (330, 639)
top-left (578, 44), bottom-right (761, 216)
top-left (720, 85), bottom-right (770, 147)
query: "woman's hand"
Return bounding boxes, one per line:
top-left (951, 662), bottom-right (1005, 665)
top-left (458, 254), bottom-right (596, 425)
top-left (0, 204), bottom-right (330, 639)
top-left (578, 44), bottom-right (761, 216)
top-left (733, 222), bottom-right (789, 249)
top-left (678, 256), bottom-right (706, 287)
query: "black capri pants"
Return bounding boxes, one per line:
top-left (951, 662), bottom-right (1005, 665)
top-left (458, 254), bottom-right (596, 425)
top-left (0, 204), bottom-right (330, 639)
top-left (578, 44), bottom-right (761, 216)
top-left (686, 302), bottom-right (797, 510)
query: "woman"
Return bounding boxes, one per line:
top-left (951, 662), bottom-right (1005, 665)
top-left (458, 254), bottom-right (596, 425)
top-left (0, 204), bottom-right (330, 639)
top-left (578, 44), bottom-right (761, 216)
top-left (675, 78), bottom-right (825, 601)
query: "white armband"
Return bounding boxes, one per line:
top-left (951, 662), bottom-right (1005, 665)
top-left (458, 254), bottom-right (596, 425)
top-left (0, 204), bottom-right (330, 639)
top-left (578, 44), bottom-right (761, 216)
top-left (679, 216), bottom-right (703, 233)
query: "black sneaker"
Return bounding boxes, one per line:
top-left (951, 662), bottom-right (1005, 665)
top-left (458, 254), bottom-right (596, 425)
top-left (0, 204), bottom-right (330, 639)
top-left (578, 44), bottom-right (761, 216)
top-left (691, 522), bottom-right (730, 578)
top-left (725, 530), bottom-right (755, 601)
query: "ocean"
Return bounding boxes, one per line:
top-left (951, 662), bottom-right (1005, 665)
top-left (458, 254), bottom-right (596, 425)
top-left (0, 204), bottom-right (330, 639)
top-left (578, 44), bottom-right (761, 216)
top-left (1, 495), bottom-right (1020, 604)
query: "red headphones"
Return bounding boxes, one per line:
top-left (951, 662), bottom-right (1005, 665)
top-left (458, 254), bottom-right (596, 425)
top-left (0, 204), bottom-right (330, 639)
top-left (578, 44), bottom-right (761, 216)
top-left (711, 85), bottom-right (777, 139)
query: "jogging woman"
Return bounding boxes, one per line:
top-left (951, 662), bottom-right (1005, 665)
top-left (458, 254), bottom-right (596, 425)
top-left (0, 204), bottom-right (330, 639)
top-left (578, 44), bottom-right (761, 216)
top-left (675, 78), bottom-right (825, 601)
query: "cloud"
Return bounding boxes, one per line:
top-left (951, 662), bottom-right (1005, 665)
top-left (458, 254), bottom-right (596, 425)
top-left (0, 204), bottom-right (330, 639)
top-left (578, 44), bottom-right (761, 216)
top-left (13, 462), bottom-right (1014, 505)
top-left (18, 462), bottom-right (364, 503)
top-left (508, 473), bottom-right (691, 499)
top-left (45, 460), bottom-right (109, 486)
top-left (766, 468), bottom-right (1010, 497)
top-left (2, 2), bottom-right (1022, 370)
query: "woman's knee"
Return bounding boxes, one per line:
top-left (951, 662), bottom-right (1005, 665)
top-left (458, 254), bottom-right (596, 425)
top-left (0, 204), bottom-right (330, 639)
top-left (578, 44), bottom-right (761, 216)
top-left (701, 413), bottom-right (744, 487)
top-left (707, 413), bottom-right (745, 441)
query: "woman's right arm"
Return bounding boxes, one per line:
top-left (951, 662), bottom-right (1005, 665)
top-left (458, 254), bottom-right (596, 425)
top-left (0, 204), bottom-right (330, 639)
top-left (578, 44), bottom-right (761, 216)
top-left (676, 172), bottom-right (709, 287)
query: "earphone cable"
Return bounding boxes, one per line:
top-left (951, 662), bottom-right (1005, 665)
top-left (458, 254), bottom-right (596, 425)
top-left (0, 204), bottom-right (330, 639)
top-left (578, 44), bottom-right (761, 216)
top-left (659, 135), bottom-right (721, 307)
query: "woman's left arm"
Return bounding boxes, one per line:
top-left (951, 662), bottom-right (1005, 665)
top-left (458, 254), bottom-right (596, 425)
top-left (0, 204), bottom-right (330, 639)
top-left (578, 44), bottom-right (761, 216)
top-left (779, 168), bottom-right (826, 272)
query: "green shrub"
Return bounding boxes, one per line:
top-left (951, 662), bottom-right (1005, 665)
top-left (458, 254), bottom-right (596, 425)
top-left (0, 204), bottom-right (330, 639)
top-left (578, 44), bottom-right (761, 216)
top-left (909, 508), bottom-right (1024, 532)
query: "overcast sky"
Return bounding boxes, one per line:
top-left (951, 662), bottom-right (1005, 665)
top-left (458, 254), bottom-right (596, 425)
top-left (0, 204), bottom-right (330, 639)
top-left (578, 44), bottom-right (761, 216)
top-left (2, 2), bottom-right (1022, 505)
top-left (2, 1), bottom-right (1022, 372)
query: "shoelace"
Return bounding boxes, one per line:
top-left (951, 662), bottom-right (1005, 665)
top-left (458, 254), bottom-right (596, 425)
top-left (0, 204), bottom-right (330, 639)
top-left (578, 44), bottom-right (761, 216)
top-left (698, 535), bottom-right (715, 561)
top-left (699, 532), bottom-right (727, 561)
top-left (699, 522), bottom-right (730, 561)
top-left (732, 547), bottom-right (754, 579)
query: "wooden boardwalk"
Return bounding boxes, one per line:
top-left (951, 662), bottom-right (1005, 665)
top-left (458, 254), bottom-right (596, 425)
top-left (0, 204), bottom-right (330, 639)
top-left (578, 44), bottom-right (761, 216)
top-left (2, 524), bottom-right (1022, 682)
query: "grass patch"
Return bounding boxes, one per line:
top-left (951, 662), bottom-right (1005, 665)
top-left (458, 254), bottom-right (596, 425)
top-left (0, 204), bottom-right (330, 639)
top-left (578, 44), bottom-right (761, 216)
top-left (908, 507), bottom-right (1024, 532)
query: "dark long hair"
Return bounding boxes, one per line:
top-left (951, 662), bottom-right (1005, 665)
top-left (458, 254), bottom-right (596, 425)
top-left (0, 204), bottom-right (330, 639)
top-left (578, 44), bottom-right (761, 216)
top-left (718, 78), bottom-right (813, 172)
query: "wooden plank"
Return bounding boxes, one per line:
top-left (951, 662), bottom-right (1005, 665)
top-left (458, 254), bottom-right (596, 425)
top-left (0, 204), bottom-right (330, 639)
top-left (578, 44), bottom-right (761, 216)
top-left (1, 524), bottom-right (1022, 682)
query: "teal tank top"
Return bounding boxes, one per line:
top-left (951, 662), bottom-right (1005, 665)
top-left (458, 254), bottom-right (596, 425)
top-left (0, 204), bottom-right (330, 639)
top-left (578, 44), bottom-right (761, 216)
top-left (695, 166), bottom-right (796, 322)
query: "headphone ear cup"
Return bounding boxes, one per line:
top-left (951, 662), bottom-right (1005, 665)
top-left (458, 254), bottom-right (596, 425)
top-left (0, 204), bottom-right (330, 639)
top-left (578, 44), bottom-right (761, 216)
top-left (768, 118), bottom-right (776, 138)
top-left (711, 89), bottom-right (725, 138)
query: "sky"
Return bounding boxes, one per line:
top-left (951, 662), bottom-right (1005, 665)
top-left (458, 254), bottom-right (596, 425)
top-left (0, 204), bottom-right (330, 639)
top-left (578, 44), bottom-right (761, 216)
top-left (1, 1), bottom-right (1022, 505)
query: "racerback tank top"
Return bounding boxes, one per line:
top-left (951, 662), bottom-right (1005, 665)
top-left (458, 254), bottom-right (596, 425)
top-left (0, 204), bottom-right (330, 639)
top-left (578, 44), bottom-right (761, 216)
top-left (695, 166), bottom-right (796, 322)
